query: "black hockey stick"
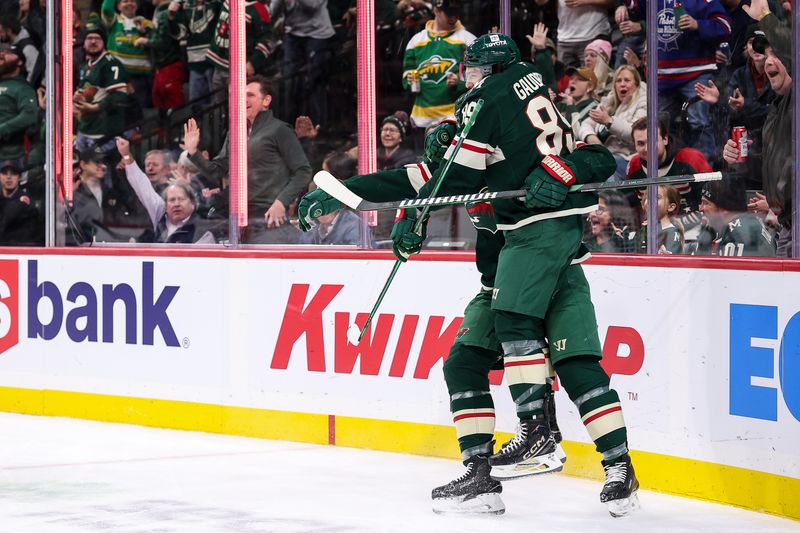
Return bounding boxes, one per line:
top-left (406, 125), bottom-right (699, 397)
top-left (345, 99), bottom-right (486, 345)
top-left (314, 171), bottom-right (723, 212)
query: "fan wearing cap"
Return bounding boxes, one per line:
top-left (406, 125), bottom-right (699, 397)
top-left (378, 113), bottom-right (416, 171)
top-left (0, 13), bottom-right (41, 86)
top-left (68, 146), bottom-right (120, 244)
top-left (558, 66), bottom-right (600, 140)
top-left (722, 0), bottom-right (792, 254)
top-left (696, 179), bottom-right (776, 256)
top-left (74, 22), bottom-right (130, 154)
top-left (401, 0), bottom-right (476, 131)
top-left (0, 162), bottom-right (41, 246)
top-left (0, 43), bottom-right (37, 168)
top-left (717, 25), bottom-right (775, 189)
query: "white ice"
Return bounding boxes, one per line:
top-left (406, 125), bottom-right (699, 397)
top-left (0, 412), bottom-right (796, 533)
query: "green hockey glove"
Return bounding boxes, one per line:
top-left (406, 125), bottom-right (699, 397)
top-left (525, 155), bottom-right (576, 209)
top-left (297, 188), bottom-right (342, 232)
top-left (423, 119), bottom-right (457, 166)
top-left (390, 208), bottom-right (427, 262)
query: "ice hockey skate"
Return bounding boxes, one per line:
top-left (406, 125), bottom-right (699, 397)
top-left (600, 453), bottom-right (641, 517)
top-left (432, 455), bottom-right (505, 515)
top-left (488, 415), bottom-right (563, 479)
top-left (544, 388), bottom-right (567, 464)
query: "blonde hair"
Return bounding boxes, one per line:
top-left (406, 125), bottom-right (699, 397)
top-left (607, 65), bottom-right (642, 114)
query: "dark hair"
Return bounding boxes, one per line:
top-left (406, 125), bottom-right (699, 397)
top-left (246, 75), bottom-right (272, 98)
top-left (631, 116), bottom-right (668, 140)
top-left (323, 151), bottom-right (358, 180)
top-left (0, 13), bottom-right (21, 34)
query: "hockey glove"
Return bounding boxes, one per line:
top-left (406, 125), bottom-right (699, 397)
top-left (423, 119), bottom-right (457, 166)
top-left (524, 155), bottom-right (577, 209)
top-left (390, 208), bottom-right (427, 262)
top-left (297, 188), bottom-right (342, 232)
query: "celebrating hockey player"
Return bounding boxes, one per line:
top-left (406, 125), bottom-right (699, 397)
top-left (391, 33), bottom-right (640, 517)
top-left (299, 119), bottom-right (572, 514)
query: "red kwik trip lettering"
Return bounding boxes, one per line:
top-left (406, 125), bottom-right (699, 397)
top-left (413, 316), bottom-right (463, 379)
top-left (271, 284), bottom-right (344, 371)
top-left (334, 312), bottom-right (394, 375)
top-left (600, 326), bottom-right (645, 377)
top-left (389, 315), bottom-right (420, 377)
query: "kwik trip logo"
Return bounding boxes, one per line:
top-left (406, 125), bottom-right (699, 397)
top-left (0, 259), bottom-right (181, 355)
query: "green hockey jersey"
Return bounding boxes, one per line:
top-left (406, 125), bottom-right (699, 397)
top-left (101, 0), bottom-right (152, 75)
top-left (176, 0), bottom-right (220, 71)
top-left (715, 214), bottom-right (776, 257)
top-left (402, 21), bottom-right (476, 128)
top-left (145, 3), bottom-right (183, 68)
top-left (425, 62), bottom-right (610, 231)
top-left (206, 0), bottom-right (273, 72)
top-left (77, 51), bottom-right (130, 138)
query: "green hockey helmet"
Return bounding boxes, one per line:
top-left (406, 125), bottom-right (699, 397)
top-left (464, 33), bottom-right (520, 70)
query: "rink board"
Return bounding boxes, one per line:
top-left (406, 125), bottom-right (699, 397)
top-left (0, 249), bottom-right (797, 520)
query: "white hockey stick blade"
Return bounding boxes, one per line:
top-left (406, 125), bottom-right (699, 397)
top-left (313, 170), bottom-right (363, 210)
top-left (693, 172), bottom-right (722, 182)
top-left (346, 323), bottom-right (362, 345)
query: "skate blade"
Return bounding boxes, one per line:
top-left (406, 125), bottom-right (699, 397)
top-left (490, 453), bottom-right (563, 480)
top-left (432, 492), bottom-right (505, 515)
top-left (606, 491), bottom-right (641, 518)
top-left (555, 442), bottom-right (567, 464)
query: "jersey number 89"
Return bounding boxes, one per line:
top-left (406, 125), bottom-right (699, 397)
top-left (525, 95), bottom-right (574, 155)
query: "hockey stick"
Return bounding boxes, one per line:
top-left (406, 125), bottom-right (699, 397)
top-left (346, 99), bottom-right (486, 345)
top-left (314, 171), bottom-right (723, 212)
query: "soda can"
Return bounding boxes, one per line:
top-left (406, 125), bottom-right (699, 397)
top-left (408, 70), bottom-right (421, 93)
top-left (732, 126), bottom-right (748, 161)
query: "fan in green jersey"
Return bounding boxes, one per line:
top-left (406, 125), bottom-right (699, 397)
top-left (697, 179), bottom-right (776, 257)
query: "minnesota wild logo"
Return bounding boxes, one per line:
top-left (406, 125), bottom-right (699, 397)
top-left (418, 55), bottom-right (458, 84)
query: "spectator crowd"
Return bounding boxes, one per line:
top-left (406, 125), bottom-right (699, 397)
top-left (0, 0), bottom-right (793, 256)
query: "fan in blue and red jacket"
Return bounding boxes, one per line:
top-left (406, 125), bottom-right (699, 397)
top-left (625, 0), bottom-right (731, 162)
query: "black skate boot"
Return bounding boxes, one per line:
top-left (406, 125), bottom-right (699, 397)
top-left (544, 387), bottom-right (567, 464)
top-left (432, 455), bottom-right (505, 515)
top-left (600, 453), bottom-right (641, 517)
top-left (488, 414), bottom-right (563, 479)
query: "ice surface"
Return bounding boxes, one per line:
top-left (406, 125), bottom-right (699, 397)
top-left (0, 412), bottom-right (796, 533)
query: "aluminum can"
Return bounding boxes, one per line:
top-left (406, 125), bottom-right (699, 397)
top-left (408, 70), bottom-right (421, 93)
top-left (732, 126), bottom-right (748, 161)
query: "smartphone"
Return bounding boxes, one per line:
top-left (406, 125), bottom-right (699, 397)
top-left (746, 190), bottom-right (762, 200)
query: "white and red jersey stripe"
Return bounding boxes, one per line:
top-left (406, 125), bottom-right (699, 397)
top-left (581, 402), bottom-right (626, 442)
top-left (504, 353), bottom-right (548, 386)
top-left (453, 407), bottom-right (496, 439)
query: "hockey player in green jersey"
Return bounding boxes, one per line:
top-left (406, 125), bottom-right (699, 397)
top-left (392, 33), bottom-right (640, 517)
top-left (696, 180), bottom-right (776, 257)
top-left (298, 119), bottom-right (625, 514)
